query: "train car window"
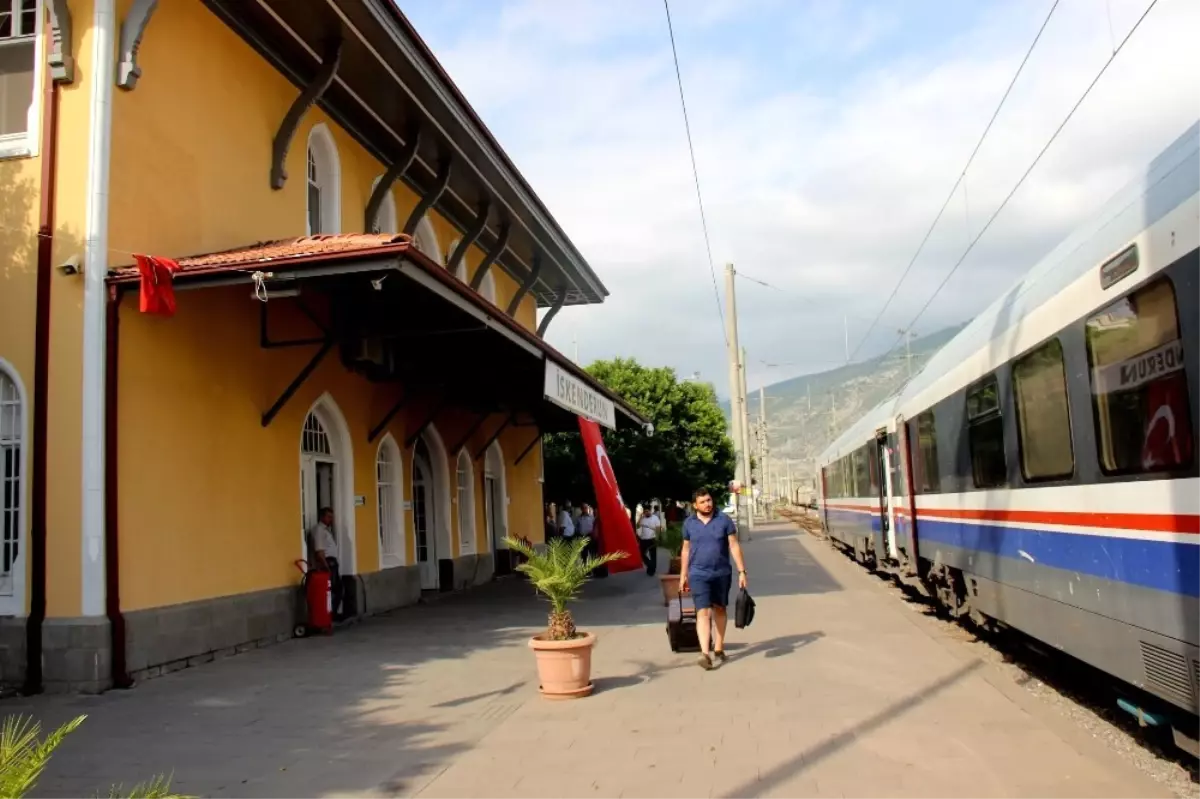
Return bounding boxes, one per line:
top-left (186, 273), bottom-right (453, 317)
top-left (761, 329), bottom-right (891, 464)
top-left (1086, 278), bottom-right (1194, 474)
top-left (1013, 339), bottom-right (1075, 481)
top-left (915, 411), bottom-right (940, 493)
top-left (868, 444), bottom-right (880, 494)
top-left (966, 375), bottom-right (1008, 488)
top-left (850, 449), bottom-right (863, 497)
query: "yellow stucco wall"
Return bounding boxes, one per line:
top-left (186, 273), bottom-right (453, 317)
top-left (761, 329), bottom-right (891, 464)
top-left (104, 0), bottom-right (545, 611)
top-left (0, 1), bottom-right (99, 618)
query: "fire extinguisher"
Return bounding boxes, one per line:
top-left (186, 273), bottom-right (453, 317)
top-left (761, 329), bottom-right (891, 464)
top-left (294, 560), bottom-right (333, 637)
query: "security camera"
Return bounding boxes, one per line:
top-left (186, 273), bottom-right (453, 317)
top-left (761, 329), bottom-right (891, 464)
top-left (57, 255), bottom-right (80, 276)
top-left (644, 422), bottom-right (655, 437)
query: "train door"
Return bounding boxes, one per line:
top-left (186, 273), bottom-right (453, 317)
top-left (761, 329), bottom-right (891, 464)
top-left (874, 431), bottom-right (898, 561)
top-left (819, 467), bottom-right (830, 531)
top-left (895, 415), bottom-right (920, 577)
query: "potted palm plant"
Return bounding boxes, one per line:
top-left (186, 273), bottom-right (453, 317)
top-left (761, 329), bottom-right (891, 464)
top-left (504, 535), bottom-right (625, 699)
top-left (657, 522), bottom-right (685, 605)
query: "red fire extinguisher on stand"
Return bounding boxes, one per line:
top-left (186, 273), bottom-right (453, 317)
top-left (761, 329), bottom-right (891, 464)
top-left (294, 560), bottom-right (333, 637)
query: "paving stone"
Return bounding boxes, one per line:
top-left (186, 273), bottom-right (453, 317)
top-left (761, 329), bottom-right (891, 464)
top-left (6, 522), bottom-right (1171, 798)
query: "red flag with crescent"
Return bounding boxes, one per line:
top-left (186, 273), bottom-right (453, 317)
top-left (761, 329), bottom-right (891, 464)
top-left (577, 417), bottom-right (641, 574)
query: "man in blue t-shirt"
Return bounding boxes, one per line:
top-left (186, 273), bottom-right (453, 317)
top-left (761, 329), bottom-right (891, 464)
top-left (679, 488), bottom-right (748, 670)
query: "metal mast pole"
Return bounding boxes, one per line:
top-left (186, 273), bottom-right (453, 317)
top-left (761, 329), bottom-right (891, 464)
top-left (724, 265), bottom-right (754, 535)
top-left (738, 346), bottom-right (753, 531)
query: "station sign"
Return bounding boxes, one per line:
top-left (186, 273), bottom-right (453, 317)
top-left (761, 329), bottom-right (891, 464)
top-left (544, 360), bottom-right (616, 430)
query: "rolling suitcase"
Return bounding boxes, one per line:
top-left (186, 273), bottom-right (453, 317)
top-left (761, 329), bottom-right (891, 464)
top-left (667, 593), bottom-right (701, 652)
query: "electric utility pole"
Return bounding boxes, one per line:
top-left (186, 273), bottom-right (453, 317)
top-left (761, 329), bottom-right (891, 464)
top-left (738, 347), bottom-right (753, 531)
top-left (724, 264), bottom-right (754, 535)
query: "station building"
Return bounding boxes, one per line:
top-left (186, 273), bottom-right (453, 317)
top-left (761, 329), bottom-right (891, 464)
top-left (0, 0), bottom-right (644, 693)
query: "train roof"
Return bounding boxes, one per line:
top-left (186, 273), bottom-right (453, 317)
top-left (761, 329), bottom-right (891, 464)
top-left (818, 394), bottom-right (900, 464)
top-left (895, 121), bottom-right (1200, 415)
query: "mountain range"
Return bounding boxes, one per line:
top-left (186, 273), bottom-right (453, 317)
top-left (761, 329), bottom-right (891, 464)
top-left (721, 324), bottom-right (964, 489)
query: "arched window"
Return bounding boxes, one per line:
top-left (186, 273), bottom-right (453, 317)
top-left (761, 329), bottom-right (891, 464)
top-left (305, 123), bottom-right (341, 235)
top-left (1, 367), bottom-right (25, 606)
top-left (368, 176), bottom-right (398, 234)
top-left (412, 216), bottom-right (442, 264)
top-left (455, 450), bottom-right (475, 554)
top-left (376, 436), bottom-right (404, 567)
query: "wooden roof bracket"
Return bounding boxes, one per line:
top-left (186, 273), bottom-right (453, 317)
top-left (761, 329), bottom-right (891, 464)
top-left (536, 286), bottom-right (567, 338)
top-left (403, 154), bottom-right (453, 236)
top-left (366, 121), bottom-right (421, 232)
top-left (368, 392), bottom-right (409, 443)
top-left (470, 220), bottom-right (509, 290)
top-left (270, 34), bottom-right (344, 190)
top-left (46, 0), bottom-right (74, 84)
top-left (514, 430), bottom-right (542, 465)
top-left (475, 413), bottom-right (515, 461)
top-left (261, 338), bottom-right (335, 427)
top-left (451, 411), bottom-right (492, 457)
top-left (405, 392), bottom-right (447, 448)
top-left (116, 0), bottom-right (159, 90)
top-left (446, 196), bottom-right (491, 276)
top-left (259, 298), bottom-right (328, 349)
top-left (506, 253), bottom-right (541, 316)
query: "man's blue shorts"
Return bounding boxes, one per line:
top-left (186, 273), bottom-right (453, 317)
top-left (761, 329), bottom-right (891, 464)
top-left (688, 572), bottom-right (732, 610)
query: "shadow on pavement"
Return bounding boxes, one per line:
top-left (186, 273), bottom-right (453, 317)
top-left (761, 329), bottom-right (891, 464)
top-left (724, 631), bottom-right (825, 661)
top-left (720, 658), bottom-right (985, 798)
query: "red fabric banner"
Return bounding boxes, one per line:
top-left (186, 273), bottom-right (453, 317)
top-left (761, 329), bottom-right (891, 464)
top-left (577, 416), bottom-right (641, 574)
top-left (135, 254), bottom-right (182, 317)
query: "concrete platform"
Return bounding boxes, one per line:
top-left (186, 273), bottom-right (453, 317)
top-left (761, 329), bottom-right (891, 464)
top-left (5, 522), bottom-right (1168, 798)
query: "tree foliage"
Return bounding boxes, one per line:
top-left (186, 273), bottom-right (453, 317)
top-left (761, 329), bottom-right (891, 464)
top-left (543, 358), bottom-right (736, 506)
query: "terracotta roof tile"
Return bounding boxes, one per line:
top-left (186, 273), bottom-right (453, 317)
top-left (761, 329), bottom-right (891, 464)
top-left (109, 233), bottom-right (414, 277)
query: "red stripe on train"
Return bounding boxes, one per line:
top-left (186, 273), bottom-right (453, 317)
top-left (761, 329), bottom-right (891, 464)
top-left (887, 506), bottom-right (1200, 535)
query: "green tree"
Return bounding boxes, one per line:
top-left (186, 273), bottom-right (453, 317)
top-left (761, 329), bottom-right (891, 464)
top-left (543, 359), bottom-right (736, 507)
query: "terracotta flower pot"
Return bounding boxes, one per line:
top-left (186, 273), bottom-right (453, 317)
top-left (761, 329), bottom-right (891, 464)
top-left (529, 632), bottom-right (596, 699)
top-left (660, 574), bottom-right (681, 606)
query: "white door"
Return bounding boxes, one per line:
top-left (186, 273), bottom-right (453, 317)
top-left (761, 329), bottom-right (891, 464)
top-left (414, 455), bottom-right (438, 590)
top-left (484, 476), bottom-right (496, 552)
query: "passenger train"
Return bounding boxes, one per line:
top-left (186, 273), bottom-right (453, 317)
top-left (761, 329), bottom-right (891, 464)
top-left (816, 122), bottom-right (1199, 754)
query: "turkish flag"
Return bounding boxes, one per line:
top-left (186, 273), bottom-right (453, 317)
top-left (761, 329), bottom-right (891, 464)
top-left (578, 417), bottom-right (641, 574)
top-left (134, 254), bottom-right (182, 317)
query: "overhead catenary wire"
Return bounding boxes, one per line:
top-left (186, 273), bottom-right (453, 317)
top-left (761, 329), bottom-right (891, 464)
top-left (663, 0), bottom-right (727, 345)
top-left (894, 0), bottom-right (1160, 346)
top-left (847, 0), bottom-right (1061, 364)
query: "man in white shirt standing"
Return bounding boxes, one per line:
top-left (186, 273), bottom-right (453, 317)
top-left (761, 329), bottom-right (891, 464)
top-left (310, 507), bottom-right (343, 620)
top-left (557, 502), bottom-right (576, 540)
top-left (636, 505), bottom-right (662, 576)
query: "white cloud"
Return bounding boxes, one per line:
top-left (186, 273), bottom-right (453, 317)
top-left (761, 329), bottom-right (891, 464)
top-left (407, 0), bottom-right (1200, 394)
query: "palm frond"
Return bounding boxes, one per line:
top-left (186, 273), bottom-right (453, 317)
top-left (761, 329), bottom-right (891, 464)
top-left (0, 714), bottom-right (86, 799)
top-left (102, 773), bottom-right (193, 799)
top-left (503, 536), bottom-right (626, 637)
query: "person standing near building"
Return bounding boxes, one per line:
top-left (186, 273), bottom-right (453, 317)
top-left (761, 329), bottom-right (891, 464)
top-left (636, 505), bottom-right (663, 576)
top-left (679, 488), bottom-right (748, 670)
top-left (310, 507), bottom-right (343, 620)
top-left (558, 501), bottom-right (576, 540)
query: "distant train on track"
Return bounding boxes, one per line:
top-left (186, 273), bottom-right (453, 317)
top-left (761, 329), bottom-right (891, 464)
top-left (816, 122), bottom-right (1199, 755)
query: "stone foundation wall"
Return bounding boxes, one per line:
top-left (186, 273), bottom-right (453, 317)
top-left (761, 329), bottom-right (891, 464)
top-left (0, 617), bottom-right (26, 690)
top-left (451, 553), bottom-right (494, 590)
top-left (43, 617), bottom-right (112, 694)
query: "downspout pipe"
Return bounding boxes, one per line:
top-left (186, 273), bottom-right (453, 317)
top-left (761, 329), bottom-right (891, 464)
top-left (25, 52), bottom-right (63, 697)
top-left (105, 286), bottom-right (129, 688)
top-left (81, 0), bottom-right (116, 624)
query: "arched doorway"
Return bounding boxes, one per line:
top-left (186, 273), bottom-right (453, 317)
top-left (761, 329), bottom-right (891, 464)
top-left (483, 441), bottom-right (508, 565)
top-left (299, 395), bottom-right (356, 573)
top-left (412, 425), bottom-right (452, 590)
top-left (0, 362), bottom-right (27, 616)
top-left (412, 438), bottom-right (437, 589)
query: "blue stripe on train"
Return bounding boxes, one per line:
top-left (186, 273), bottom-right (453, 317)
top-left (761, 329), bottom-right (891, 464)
top-left (916, 518), bottom-right (1199, 598)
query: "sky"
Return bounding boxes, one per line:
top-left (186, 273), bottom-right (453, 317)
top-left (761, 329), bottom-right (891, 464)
top-left (400, 0), bottom-right (1199, 396)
